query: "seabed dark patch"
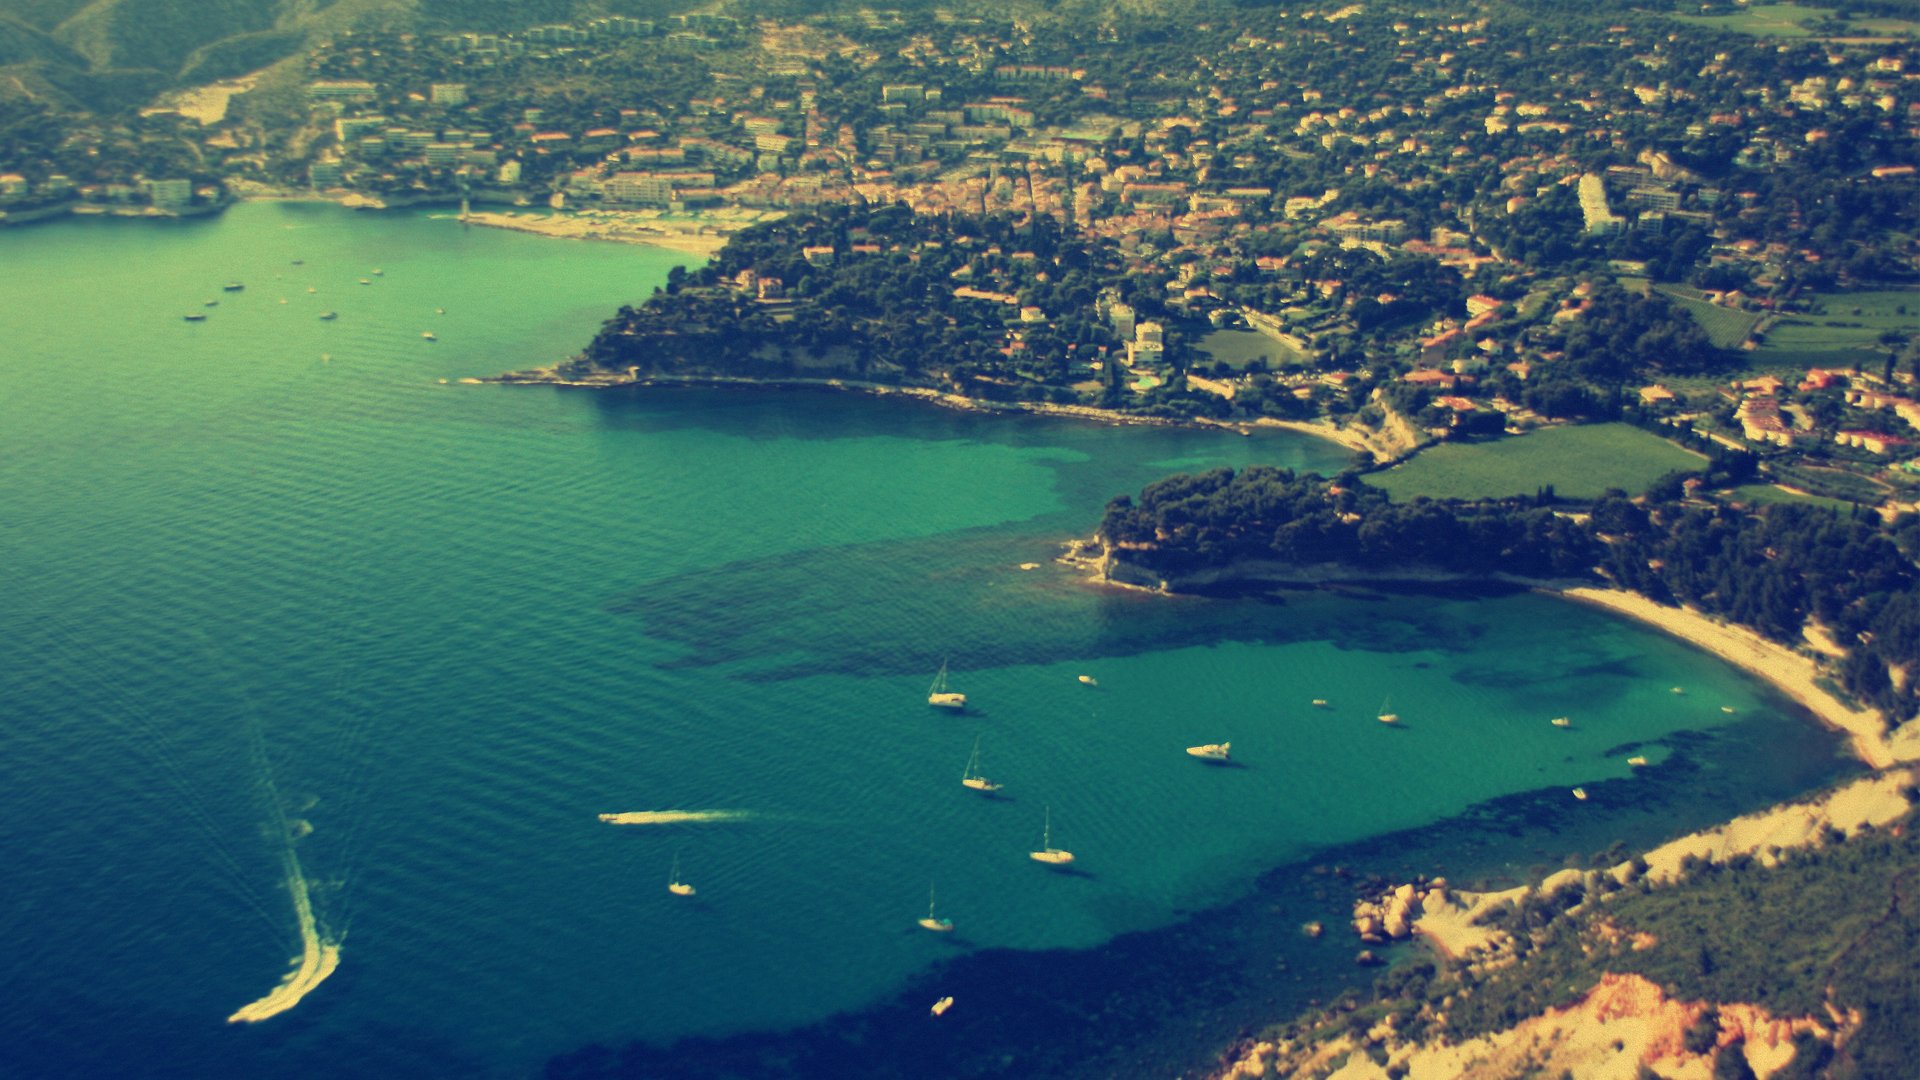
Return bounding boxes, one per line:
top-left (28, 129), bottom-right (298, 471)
top-left (544, 716), bottom-right (1859, 1080)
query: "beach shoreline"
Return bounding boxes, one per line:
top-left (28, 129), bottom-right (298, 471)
top-left (227, 186), bottom-right (764, 259)
top-left (458, 208), bottom-right (755, 258)
top-left (1557, 585), bottom-right (1914, 770)
top-left (477, 368), bottom-right (1377, 452)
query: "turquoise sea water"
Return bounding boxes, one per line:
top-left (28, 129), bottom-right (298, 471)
top-left (0, 203), bottom-right (1856, 1079)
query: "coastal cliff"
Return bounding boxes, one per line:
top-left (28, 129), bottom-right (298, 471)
top-left (1226, 769), bottom-right (1920, 1080)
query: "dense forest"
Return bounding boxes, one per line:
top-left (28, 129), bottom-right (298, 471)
top-left (1098, 467), bottom-right (1920, 719)
top-left (1098, 466), bottom-right (1600, 580)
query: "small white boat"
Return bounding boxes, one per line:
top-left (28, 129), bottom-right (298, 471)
top-left (1377, 696), bottom-right (1399, 725)
top-left (667, 853), bottom-right (695, 897)
top-left (1186, 742), bottom-right (1231, 762)
top-left (1721, 706), bottom-right (1736, 714)
top-left (930, 996), bottom-right (953, 1017)
top-left (1627, 756), bottom-right (1649, 767)
top-left (359, 278), bottom-right (371, 285)
top-left (278, 297), bottom-right (288, 305)
top-left (1550, 717), bottom-right (1571, 728)
top-left (1311, 699), bottom-right (1329, 708)
top-left (182, 312), bottom-right (207, 322)
top-left (961, 735), bottom-right (1001, 793)
top-left (1571, 787), bottom-right (1588, 801)
top-left (371, 268), bottom-right (384, 276)
top-left (306, 286), bottom-right (317, 293)
top-left (1671, 686), bottom-right (1686, 695)
top-left (435, 307), bottom-right (446, 315)
top-left (1077, 674), bottom-right (1097, 686)
top-left (928, 659), bottom-right (966, 710)
top-left (1029, 805), bottom-right (1073, 865)
top-left (917, 885), bottom-right (953, 932)
top-left (421, 332), bottom-right (437, 341)
top-left (318, 311), bottom-right (337, 320)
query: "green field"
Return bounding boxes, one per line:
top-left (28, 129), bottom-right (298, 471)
top-left (1371, 424), bottom-right (1708, 502)
top-left (1725, 483), bottom-right (1855, 511)
top-left (1197, 328), bottom-right (1305, 371)
top-left (1672, 3), bottom-right (1920, 38)
top-left (1756, 290), bottom-right (1919, 354)
top-left (1654, 284), bottom-right (1766, 349)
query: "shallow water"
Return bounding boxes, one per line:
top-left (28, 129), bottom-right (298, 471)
top-left (0, 203), bottom-right (1855, 1079)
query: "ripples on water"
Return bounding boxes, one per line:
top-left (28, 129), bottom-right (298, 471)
top-left (0, 205), bottom-right (1858, 1080)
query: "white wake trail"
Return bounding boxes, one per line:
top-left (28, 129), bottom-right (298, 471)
top-left (227, 835), bottom-right (341, 1024)
top-left (598, 810), bottom-right (752, 825)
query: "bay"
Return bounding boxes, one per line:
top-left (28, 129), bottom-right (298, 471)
top-left (0, 203), bottom-right (1854, 1079)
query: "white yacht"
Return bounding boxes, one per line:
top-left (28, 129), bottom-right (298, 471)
top-left (1029, 805), bottom-right (1074, 866)
top-left (928, 660), bottom-right (966, 710)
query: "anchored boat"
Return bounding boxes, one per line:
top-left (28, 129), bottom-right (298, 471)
top-left (1029, 805), bottom-right (1073, 866)
top-left (928, 659), bottom-right (966, 711)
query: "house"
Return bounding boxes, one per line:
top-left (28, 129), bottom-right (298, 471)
top-left (1836, 430), bottom-right (1910, 455)
top-left (1404, 369), bottom-right (1461, 389)
top-left (1420, 328), bottom-right (1464, 364)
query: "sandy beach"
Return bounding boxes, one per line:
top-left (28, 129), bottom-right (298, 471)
top-left (462, 208), bottom-right (771, 258)
top-left (1559, 586), bottom-right (1915, 770)
top-left (1250, 416), bottom-right (1380, 458)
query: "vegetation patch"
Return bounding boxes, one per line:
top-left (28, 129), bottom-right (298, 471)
top-left (1754, 290), bottom-right (1920, 361)
top-left (1725, 483), bottom-right (1855, 511)
top-left (1371, 425), bottom-right (1707, 502)
top-left (1670, 3), bottom-right (1920, 38)
top-left (1654, 285), bottom-right (1766, 350)
top-left (1196, 328), bottom-right (1301, 372)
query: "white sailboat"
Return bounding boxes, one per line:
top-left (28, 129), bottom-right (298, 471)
top-left (667, 853), bottom-right (695, 897)
top-left (917, 885), bottom-right (954, 932)
top-left (1186, 741), bottom-right (1231, 762)
top-left (1377, 696), bottom-right (1399, 725)
top-left (1029, 805), bottom-right (1074, 865)
top-left (1550, 716), bottom-right (1571, 728)
top-left (961, 736), bottom-right (1002, 793)
top-left (928, 659), bottom-right (966, 710)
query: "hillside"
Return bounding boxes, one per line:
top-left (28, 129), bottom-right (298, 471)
top-left (0, 0), bottom-right (711, 112)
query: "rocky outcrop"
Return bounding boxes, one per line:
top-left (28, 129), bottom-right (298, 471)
top-left (1231, 974), bottom-right (1829, 1080)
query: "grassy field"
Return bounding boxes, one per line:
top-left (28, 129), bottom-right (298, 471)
top-left (1671, 3), bottom-right (1920, 38)
top-left (1769, 462), bottom-right (1894, 503)
top-left (1725, 483), bottom-right (1856, 511)
top-left (1757, 290), bottom-right (1918, 354)
top-left (1654, 284), bottom-right (1766, 349)
top-left (1197, 328), bottom-right (1305, 371)
top-left (1371, 424), bottom-right (1707, 502)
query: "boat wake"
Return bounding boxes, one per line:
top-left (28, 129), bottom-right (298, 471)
top-left (598, 810), bottom-right (751, 826)
top-left (228, 837), bottom-right (342, 1024)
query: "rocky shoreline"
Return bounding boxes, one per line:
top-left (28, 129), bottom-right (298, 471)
top-left (1230, 765), bottom-right (1920, 1080)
